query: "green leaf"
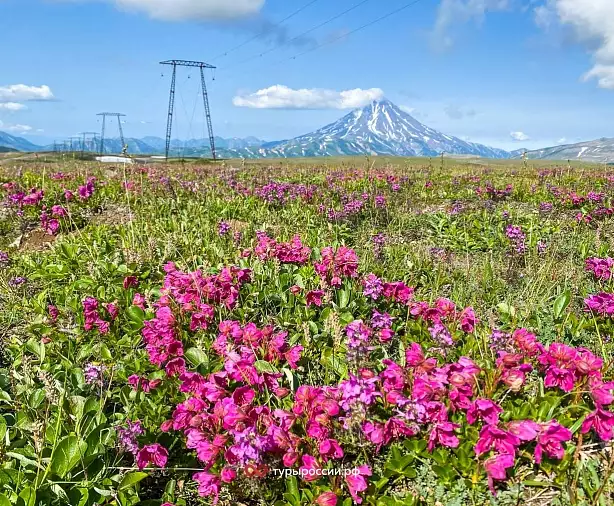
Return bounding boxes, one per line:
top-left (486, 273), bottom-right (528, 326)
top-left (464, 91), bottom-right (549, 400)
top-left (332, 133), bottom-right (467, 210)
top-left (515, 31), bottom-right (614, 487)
top-left (286, 475), bottom-right (299, 500)
top-left (338, 289), bottom-right (350, 308)
top-left (255, 360), bottom-right (280, 375)
top-left (185, 347), bottom-right (209, 368)
top-left (553, 290), bottom-right (571, 320)
top-left (0, 416), bottom-right (6, 443)
top-left (0, 494), bottom-right (10, 506)
top-left (496, 303), bottom-right (516, 320)
top-left (18, 487), bottom-right (36, 506)
top-left (119, 471), bottom-right (149, 490)
top-left (50, 435), bottom-right (88, 478)
top-left (282, 367), bottom-right (299, 392)
top-left (126, 306), bottom-right (145, 324)
top-left (25, 339), bottom-right (45, 362)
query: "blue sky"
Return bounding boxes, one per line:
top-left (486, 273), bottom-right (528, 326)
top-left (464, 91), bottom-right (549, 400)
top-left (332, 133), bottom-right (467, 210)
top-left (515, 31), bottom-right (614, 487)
top-left (0, 0), bottom-right (613, 151)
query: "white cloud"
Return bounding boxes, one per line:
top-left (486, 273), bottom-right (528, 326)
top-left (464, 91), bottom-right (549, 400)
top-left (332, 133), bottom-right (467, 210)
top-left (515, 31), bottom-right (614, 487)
top-left (0, 102), bottom-right (26, 111)
top-left (5, 124), bottom-right (33, 134)
top-left (0, 84), bottom-right (54, 102)
top-left (233, 85), bottom-right (385, 109)
top-left (510, 131), bottom-right (530, 141)
top-left (60, 0), bottom-right (264, 21)
top-left (433, 0), bottom-right (614, 90)
top-left (432, 0), bottom-right (510, 49)
top-left (542, 0), bottom-right (614, 90)
top-left (557, 137), bottom-right (567, 144)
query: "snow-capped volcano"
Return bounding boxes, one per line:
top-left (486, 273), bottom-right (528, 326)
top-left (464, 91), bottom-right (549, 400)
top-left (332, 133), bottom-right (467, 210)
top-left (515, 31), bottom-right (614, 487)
top-left (263, 99), bottom-right (510, 158)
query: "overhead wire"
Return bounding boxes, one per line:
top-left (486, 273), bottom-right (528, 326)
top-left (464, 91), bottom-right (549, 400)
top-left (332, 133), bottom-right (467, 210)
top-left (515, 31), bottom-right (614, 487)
top-left (219, 0), bottom-right (372, 71)
top-left (211, 0), bottom-right (322, 61)
top-left (279, 0), bottom-right (430, 65)
top-left (220, 0), bottom-right (430, 77)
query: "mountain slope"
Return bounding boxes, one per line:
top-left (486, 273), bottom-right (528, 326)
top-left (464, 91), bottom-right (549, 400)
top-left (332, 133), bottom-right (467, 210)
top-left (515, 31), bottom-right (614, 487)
top-left (0, 101), bottom-right (510, 159)
top-left (521, 138), bottom-right (614, 161)
top-left (262, 100), bottom-right (510, 159)
top-left (0, 131), bottom-right (41, 152)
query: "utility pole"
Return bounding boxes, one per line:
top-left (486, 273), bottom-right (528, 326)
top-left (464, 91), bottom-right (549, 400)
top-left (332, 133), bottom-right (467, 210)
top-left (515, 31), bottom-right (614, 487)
top-left (160, 60), bottom-right (217, 161)
top-left (97, 112), bottom-right (126, 155)
top-left (80, 132), bottom-right (98, 156)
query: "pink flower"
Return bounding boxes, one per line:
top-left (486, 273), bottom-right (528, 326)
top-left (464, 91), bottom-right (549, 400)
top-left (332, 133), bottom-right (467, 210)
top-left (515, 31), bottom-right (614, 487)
top-left (319, 439), bottom-right (344, 461)
top-left (382, 282), bottom-right (414, 304)
top-left (590, 377), bottom-right (614, 406)
top-left (500, 367), bottom-right (530, 391)
top-left (345, 465), bottom-right (371, 504)
top-left (581, 408), bottom-right (614, 441)
top-left (459, 307), bottom-right (478, 333)
top-left (575, 348), bottom-right (604, 377)
top-left (362, 421), bottom-right (385, 447)
top-left (405, 342), bottom-right (437, 374)
top-left (220, 467), bottom-right (237, 483)
top-left (136, 443), bottom-right (168, 470)
top-left (475, 426), bottom-right (521, 457)
top-left (544, 366), bottom-right (576, 392)
top-left (104, 302), bottom-right (119, 320)
top-left (534, 421), bottom-right (572, 463)
top-left (285, 346), bottom-right (303, 369)
top-left (315, 491), bottom-right (338, 506)
top-left (132, 293), bottom-right (146, 309)
top-left (48, 304), bottom-right (59, 322)
top-left (299, 454), bottom-right (322, 482)
top-left (512, 328), bottom-right (544, 356)
top-left (377, 328), bottom-right (394, 343)
top-left (507, 420), bottom-right (540, 442)
top-left (584, 292), bottom-right (614, 317)
top-left (483, 453), bottom-right (514, 495)
top-left (428, 422), bottom-right (460, 451)
top-left (193, 472), bottom-right (221, 504)
top-left (165, 357), bottom-right (186, 377)
top-left (585, 257), bottom-right (614, 280)
top-left (123, 276), bottom-right (139, 289)
top-left (306, 290), bottom-right (325, 307)
top-left (467, 399), bottom-right (503, 426)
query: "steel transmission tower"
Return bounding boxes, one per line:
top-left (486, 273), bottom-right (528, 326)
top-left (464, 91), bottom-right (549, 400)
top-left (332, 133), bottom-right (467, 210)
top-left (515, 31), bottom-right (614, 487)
top-left (80, 132), bottom-right (98, 156)
top-left (97, 112), bottom-right (126, 155)
top-left (160, 60), bottom-right (217, 161)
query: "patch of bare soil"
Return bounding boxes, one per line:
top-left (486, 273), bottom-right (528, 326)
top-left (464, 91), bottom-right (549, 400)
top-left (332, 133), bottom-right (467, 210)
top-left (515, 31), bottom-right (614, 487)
top-left (16, 230), bottom-right (57, 252)
top-left (90, 204), bottom-right (134, 226)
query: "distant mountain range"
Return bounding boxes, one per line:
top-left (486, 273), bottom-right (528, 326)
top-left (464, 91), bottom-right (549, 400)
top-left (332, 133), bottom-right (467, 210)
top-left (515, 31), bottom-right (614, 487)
top-left (1, 99), bottom-right (612, 161)
top-left (0, 131), bottom-right (41, 152)
top-left (518, 138), bottom-right (614, 162)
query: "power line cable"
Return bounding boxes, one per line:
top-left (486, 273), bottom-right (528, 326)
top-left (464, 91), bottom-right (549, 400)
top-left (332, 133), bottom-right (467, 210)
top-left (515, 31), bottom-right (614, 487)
top-left (279, 0), bottom-right (430, 65)
top-left (219, 0), bottom-right (372, 71)
top-left (212, 0), bottom-right (322, 60)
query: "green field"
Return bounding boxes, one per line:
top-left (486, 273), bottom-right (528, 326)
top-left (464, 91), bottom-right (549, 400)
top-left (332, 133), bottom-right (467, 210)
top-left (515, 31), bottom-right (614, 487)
top-left (0, 158), bottom-right (613, 505)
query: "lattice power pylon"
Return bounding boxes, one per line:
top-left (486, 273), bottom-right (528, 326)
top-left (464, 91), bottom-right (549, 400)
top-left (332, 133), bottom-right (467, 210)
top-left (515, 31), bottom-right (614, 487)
top-left (160, 60), bottom-right (217, 161)
top-left (97, 112), bottom-right (126, 155)
top-left (80, 132), bottom-right (98, 156)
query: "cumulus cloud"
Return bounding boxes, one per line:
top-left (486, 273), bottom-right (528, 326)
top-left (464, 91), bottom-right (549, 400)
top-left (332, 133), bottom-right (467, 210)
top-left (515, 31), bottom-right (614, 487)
top-left (4, 124), bottom-right (33, 134)
top-left (233, 85), bottom-right (385, 109)
top-left (510, 131), bottom-right (530, 142)
top-left (539, 0), bottom-right (614, 90)
top-left (0, 102), bottom-right (26, 111)
top-left (0, 84), bottom-right (54, 102)
top-left (58, 0), bottom-right (264, 21)
top-left (432, 0), bottom-right (510, 49)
